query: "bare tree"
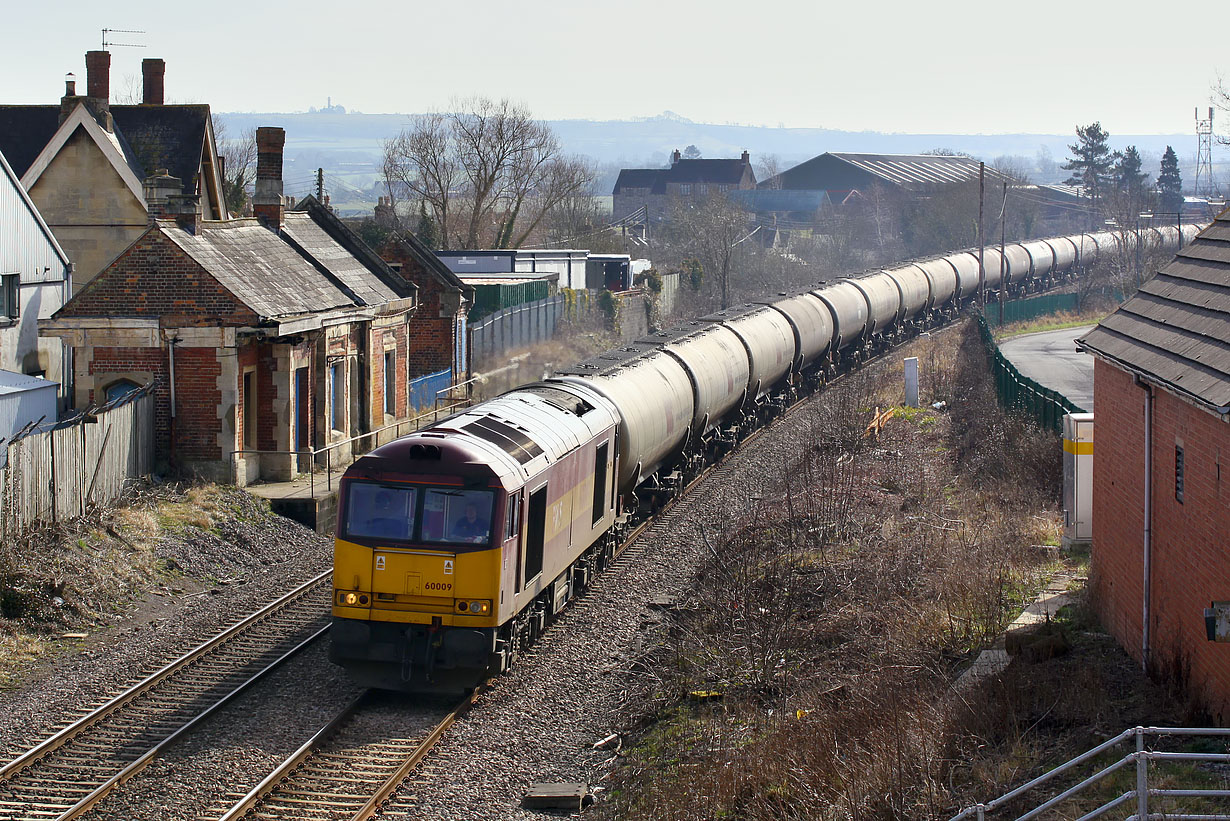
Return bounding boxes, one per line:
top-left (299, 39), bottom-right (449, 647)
top-left (665, 193), bottom-right (754, 310)
top-left (382, 97), bottom-right (594, 250)
top-left (212, 116), bottom-right (258, 217)
top-left (757, 153), bottom-right (783, 188)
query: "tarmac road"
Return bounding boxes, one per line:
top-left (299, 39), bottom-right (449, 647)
top-left (998, 325), bottom-right (1097, 411)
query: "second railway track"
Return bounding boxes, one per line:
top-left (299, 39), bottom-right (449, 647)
top-left (0, 571), bottom-right (333, 821)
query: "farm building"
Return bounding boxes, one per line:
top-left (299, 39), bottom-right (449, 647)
top-left (1078, 209), bottom-right (1230, 717)
top-left (612, 149), bottom-right (756, 225)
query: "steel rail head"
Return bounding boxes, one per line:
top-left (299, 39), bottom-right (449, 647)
top-left (52, 623), bottom-right (330, 821)
top-left (0, 569), bottom-right (331, 782)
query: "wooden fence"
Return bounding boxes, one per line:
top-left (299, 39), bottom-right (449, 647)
top-left (0, 387), bottom-right (155, 539)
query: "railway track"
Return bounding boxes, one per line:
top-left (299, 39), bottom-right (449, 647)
top-left (215, 690), bottom-right (464, 821)
top-left (0, 571), bottom-right (333, 821)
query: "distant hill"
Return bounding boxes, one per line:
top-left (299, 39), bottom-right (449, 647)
top-left (217, 110), bottom-right (1206, 216)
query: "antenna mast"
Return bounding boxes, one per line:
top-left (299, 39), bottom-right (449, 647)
top-left (1195, 106), bottom-right (1218, 197)
top-left (101, 28), bottom-right (146, 49)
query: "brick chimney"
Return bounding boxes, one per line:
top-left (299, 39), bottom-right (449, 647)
top-left (671, 149), bottom-right (681, 166)
top-left (741, 150), bottom-right (750, 164)
top-left (83, 51), bottom-right (112, 131)
top-left (143, 170), bottom-right (183, 223)
top-left (253, 126), bottom-right (286, 228)
top-left (141, 58), bottom-right (165, 105)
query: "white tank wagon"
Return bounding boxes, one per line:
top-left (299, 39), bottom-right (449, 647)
top-left (699, 305), bottom-right (796, 404)
top-left (754, 292), bottom-right (834, 373)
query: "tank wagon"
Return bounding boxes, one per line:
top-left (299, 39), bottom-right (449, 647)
top-left (330, 224), bottom-right (1201, 692)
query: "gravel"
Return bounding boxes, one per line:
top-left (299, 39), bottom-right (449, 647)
top-left (0, 487), bottom-right (333, 767)
top-left (1, 378), bottom-right (865, 821)
top-left (378, 395), bottom-right (843, 820)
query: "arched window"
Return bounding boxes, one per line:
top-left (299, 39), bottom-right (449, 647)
top-left (104, 379), bottom-right (141, 402)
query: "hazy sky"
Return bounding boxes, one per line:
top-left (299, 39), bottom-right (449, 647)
top-left (5, 0), bottom-right (1228, 136)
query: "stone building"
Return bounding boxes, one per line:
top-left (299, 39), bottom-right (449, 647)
top-left (611, 149), bottom-right (756, 225)
top-left (41, 128), bottom-right (419, 484)
top-left (0, 51), bottom-right (227, 294)
top-left (1078, 210), bottom-right (1230, 717)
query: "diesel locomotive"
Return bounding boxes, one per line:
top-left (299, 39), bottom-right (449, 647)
top-left (331, 224), bottom-right (1201, 692)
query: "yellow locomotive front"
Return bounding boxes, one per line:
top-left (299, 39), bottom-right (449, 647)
top-left (330, 437), bottom-right (520, 693)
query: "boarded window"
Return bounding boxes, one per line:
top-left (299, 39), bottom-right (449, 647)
top-left (242, 369), bottom-right (256, 449)
top-left (330, 363), bottom-right (344, 432)
top-left (384, 350), bottom-right (396, 416)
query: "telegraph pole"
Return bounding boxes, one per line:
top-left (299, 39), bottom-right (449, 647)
top-left (999, 181), bottom-right (1007, 325)
top-left (977, 162), bottom-right (986, 308)
top-left (316, 168), bottom-right (325, 202)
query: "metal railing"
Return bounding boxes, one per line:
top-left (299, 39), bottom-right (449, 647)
top-left (952, 726), bottom-right (1230, 820)
top-left (229, 381), bottom-right (478, 498)
top-left (976, 310), bottom-right (1086, 433)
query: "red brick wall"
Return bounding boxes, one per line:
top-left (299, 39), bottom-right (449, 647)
top-left (90, 346), bottom-right (220, 464)
top-left (370, 325), bottom-right (410, 419)
top-left (58, 229), bottom-right (259, 328)
top-left (380, 241), bottom-right (460, 378)
top-left (1092, 358), bottom-right (1230, 718)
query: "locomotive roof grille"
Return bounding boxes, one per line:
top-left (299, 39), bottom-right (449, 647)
top-left (463, 417), bottom-right (544, 464)
top-left (408, 444), bottom-right (442, 460)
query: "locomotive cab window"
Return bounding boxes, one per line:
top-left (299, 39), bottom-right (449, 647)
top-left (592, 442), bottom-right (609, 526)
top-left (422, 489), bottom-right (494, 546)
top-left (344, 482), bottom-right (416, 542)
top-left (505, 490), bottom-right (521, 541)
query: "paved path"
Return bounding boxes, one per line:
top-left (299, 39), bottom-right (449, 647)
top-left (999, 325), bottom-right (1097, 411)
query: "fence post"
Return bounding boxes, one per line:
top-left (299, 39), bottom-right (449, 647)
top-left (1135, 727), bottom-right (1148, 820)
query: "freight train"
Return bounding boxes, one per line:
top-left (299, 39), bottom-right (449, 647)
top-left (330, 224), bottom-right (1200, 692)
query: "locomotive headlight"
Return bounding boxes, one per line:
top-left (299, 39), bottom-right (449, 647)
top-left (470, 600), bottom-right (491, 614)
top-left (342, 592), bottom-right (358, 606)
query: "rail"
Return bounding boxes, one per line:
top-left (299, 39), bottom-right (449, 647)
top-left (951, 726), bottom-right (1230, 820)
top-left (229, 382), bottom-right (478, 497)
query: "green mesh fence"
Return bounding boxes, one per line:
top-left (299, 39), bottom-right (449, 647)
top-left (982, 292), bottom-right (1080, 327)
top-left (976, 311), bottom-right (1087, 435)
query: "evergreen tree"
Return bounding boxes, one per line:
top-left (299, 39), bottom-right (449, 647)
top-left (1157, 146), bottom-right (1184, 215)
top-left (415, 200), bottom-right (440, 249)
top-left (1115, 146), bottom-right (1148, 200)
top-left (1062, 122), bottom-right (1115, 212)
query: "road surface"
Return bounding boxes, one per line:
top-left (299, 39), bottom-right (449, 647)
top-left (998, 325), bottom-right (1097, 411)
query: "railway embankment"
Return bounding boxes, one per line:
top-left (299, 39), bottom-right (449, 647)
top-left (590, 319), bottom-right (1189, 820)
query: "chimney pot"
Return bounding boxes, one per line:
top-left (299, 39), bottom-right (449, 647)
top-left (143, 171), bottom-right (184, 224)
top-left (741, 150), bottom-right (750, 163)
top-left (141, 58), bottom-right (165, 105)
top-left (671, 149), bottom-right (681, 166)
top-left (65, 73), bottom-right (76, 96)
top-left (253, 126), bottom-right (287, 228)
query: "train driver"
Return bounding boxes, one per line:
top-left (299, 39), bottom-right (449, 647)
top-left (451, 502), bottom-right (489, 543)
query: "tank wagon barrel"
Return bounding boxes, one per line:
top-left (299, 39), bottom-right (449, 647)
top-left (329, 222), bottom-right (1205, 693)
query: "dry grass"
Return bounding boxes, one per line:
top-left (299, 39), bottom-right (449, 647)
top-left (0, 482), bottom-right (257, 688)
top-left (594, 320), bottom-right (1166, 820)
top-left (992, 309), bottom-right (1108, 341)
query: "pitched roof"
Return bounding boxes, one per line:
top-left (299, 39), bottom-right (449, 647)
top-left (1079, 210), bottom-right (1230, 413)
top-left (613, 157), bottom-right (753, 195)
top-left (286, 196), bottom-right (417, 301)
top-left (281, 212), bottom-right (401, 306)
top-left (762, 152), bottom-right (1005, 193)
top-left (728, 188), bottom-right (831, 213)
top-left (0, 103), bottom-right (220, 205)
top-left (162, 218), bottom-right (354, 319)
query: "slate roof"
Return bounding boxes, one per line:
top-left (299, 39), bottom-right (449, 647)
top-left (0, 104), bottom-right (211, 195)
top-left (728, 188), bottom-right (831, 213)
top-left (761, 152), bottom-right (1005, 194)
top-left (1079, 209), bottom-right (1230, 413)
top-left (281, 212), bottom-right (401, 306)
top-left (612, 157), bottom-right (753, 195)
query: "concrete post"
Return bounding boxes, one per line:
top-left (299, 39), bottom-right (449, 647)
top-left (904, 357), bottom-right (919, 408)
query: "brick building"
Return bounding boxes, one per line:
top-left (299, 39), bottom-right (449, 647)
top-left (40, 128), bottom-right (419, 484)
top-left (378, 230), bottom-right (472, 404)
top-left (0, 51), bottom-right (226, 294)
top-left (612, 149), bottom-right (756, 225)
top-left (1078, 211), bottom-right (1230, 716)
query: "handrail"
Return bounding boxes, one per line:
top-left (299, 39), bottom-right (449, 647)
top-left (952, 726), bottom-right (1230, 820)
top-left (228, 388), bottom-right (475, 497)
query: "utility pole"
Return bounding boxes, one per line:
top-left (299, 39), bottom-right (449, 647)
top-left (999, 181), bottom-right (1007, 325)
top-left (977, 162), bottom-right (985, 308)
top-left (316, 168), bottom-right (325, 202)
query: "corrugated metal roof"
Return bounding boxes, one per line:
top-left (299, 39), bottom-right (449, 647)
top-left (829, 152), bottom-right (989, 187)
top-left (162, 219), bottom-right (354, 320)
top-left (281, 212), bottom-right (399, 306)
top-left (0, 369), bottom-right (58, 396)
top-left (1079, 210), bottom-right (1230, 412)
